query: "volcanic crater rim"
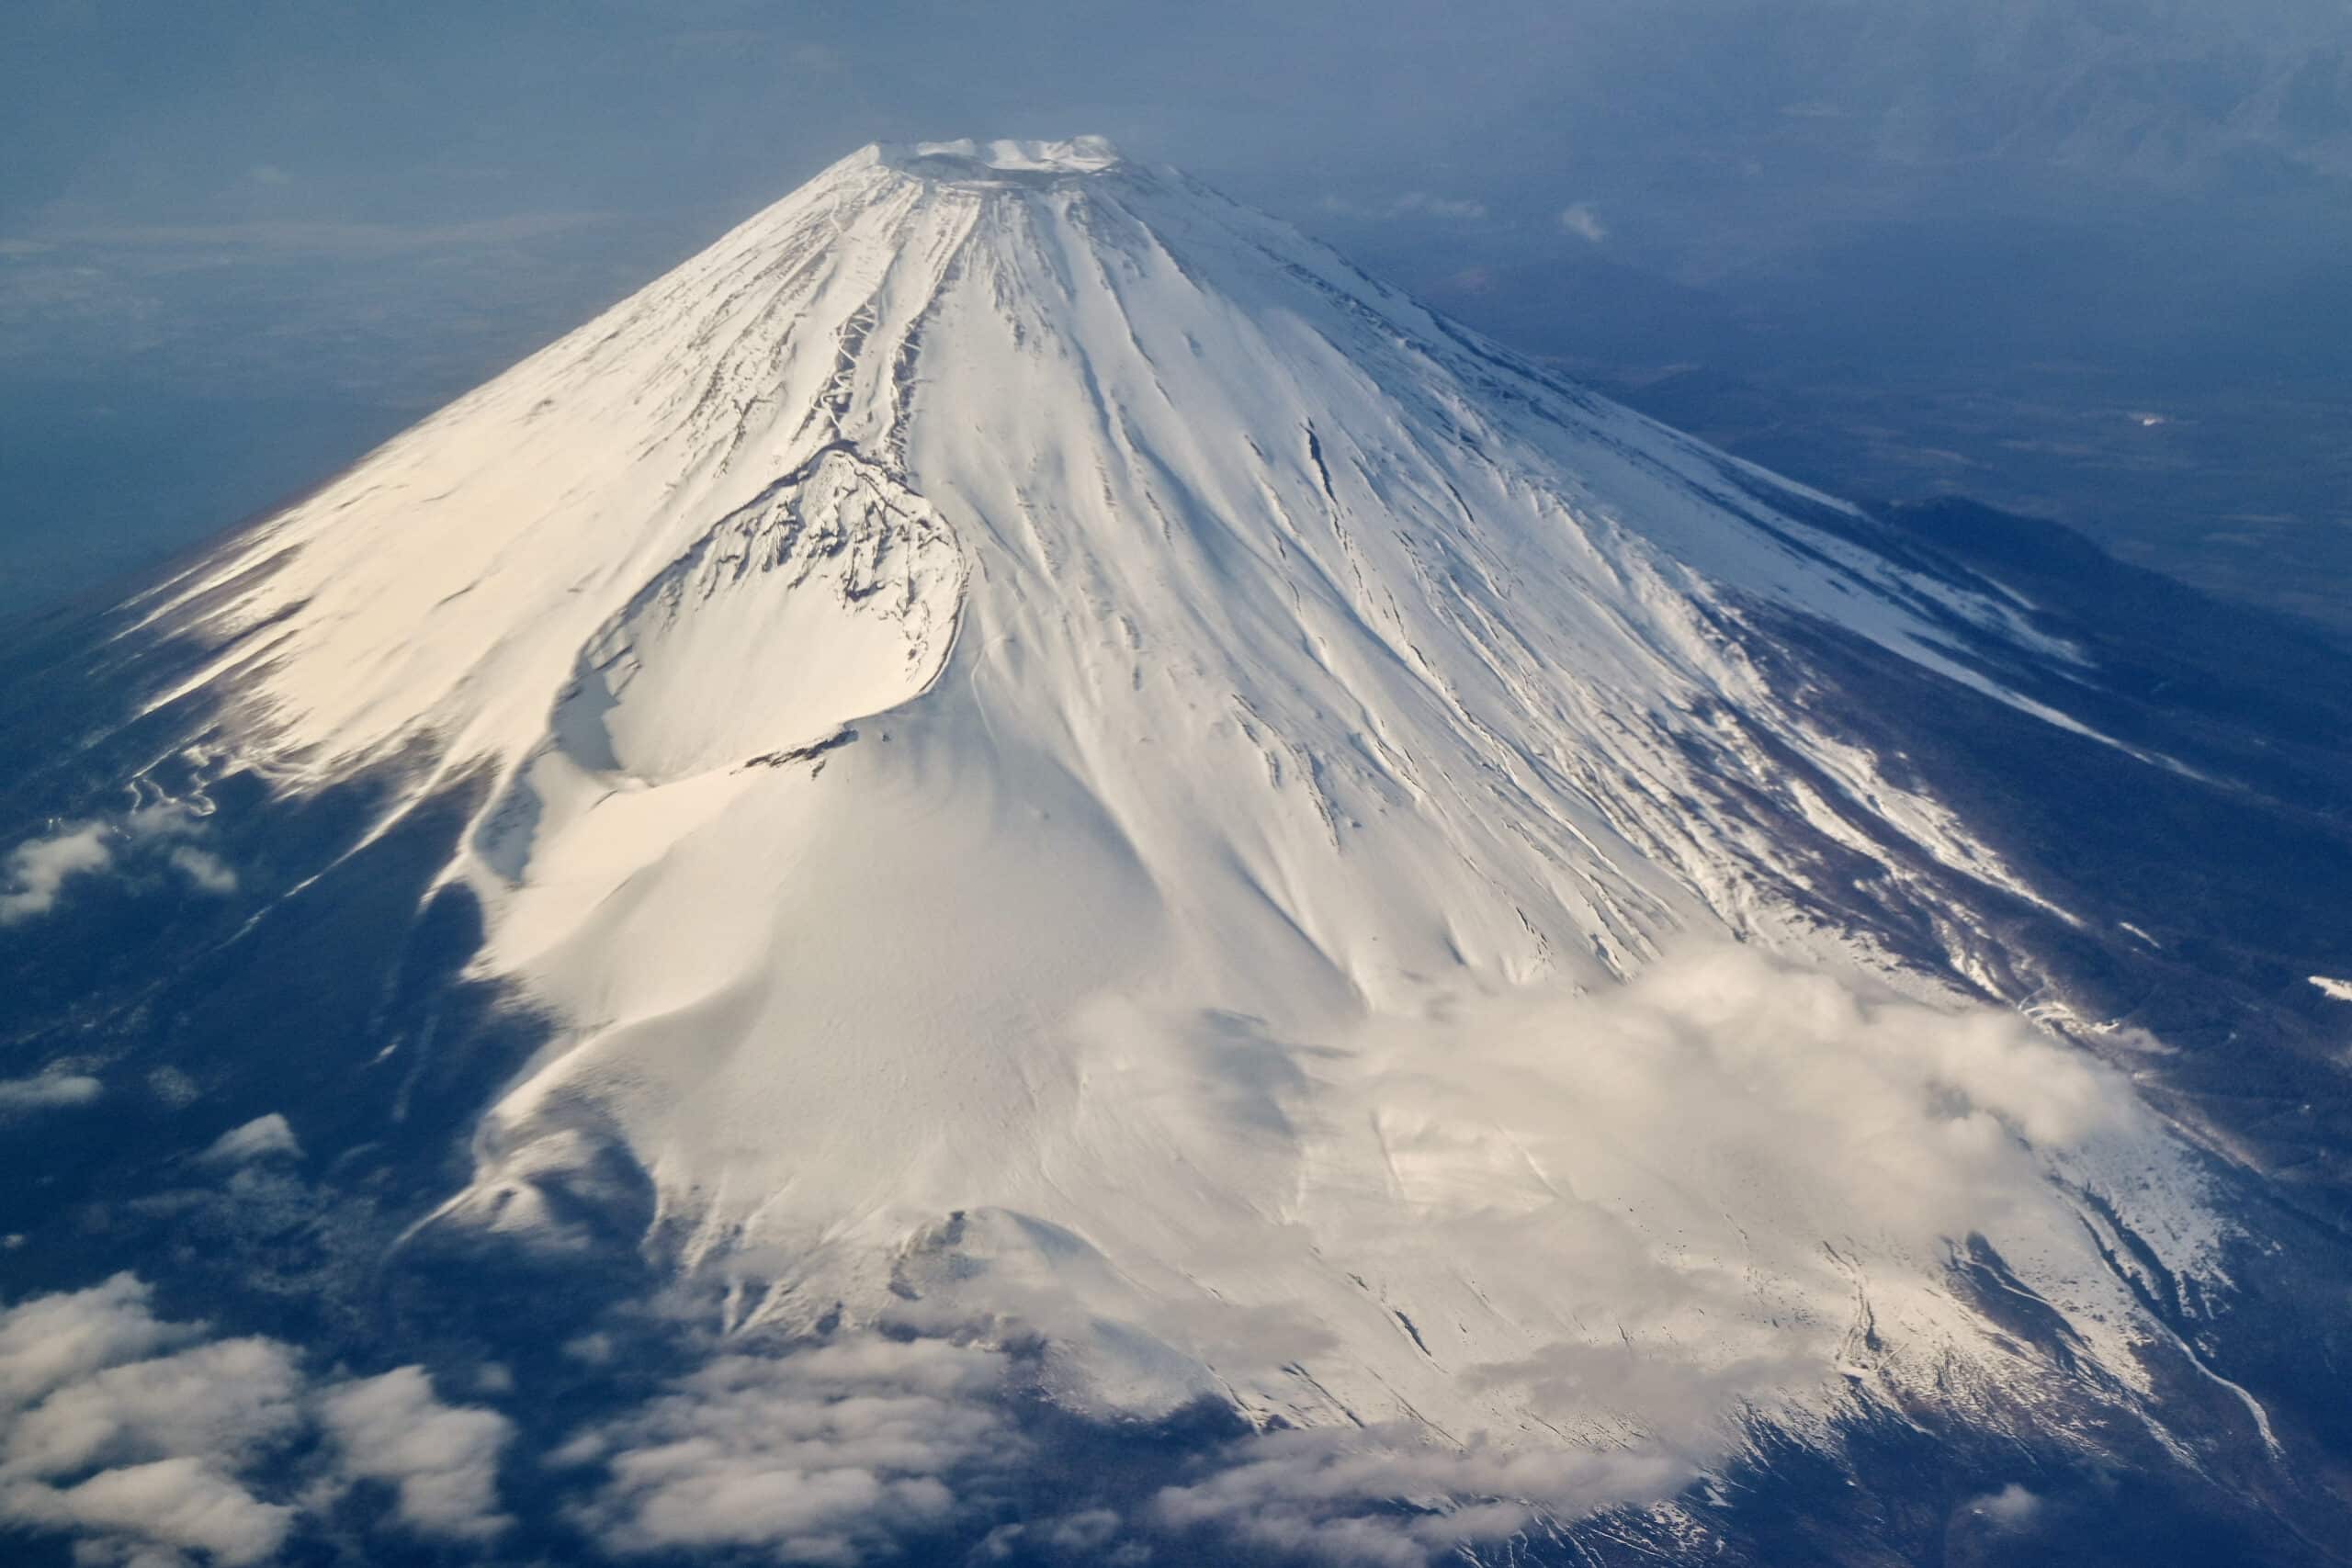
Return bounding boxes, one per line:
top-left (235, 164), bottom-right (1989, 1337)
top-left (881, 135), bottom-right (1125, 183)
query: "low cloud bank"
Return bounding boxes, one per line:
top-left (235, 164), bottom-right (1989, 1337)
top-left (1153, 1426), bottom-right (1689, 1567)
top-left (558, 1337), bottom-right (1012, 1562)
top-left (0, 944), bottom-right (2226, 1565)
top-left (0, 1275), bottom-right (511, 1567)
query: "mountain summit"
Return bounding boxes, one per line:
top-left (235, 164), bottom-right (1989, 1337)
top-left (10, 140), bottom-right (2352, 1564)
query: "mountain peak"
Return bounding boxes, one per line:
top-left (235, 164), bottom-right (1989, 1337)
top-left (870, 134), bottom-right (1125, 182)
top-left (121, 137), bottom-right (2211, 1468)
top-left (14, 116), bottom-right (2351, 1565)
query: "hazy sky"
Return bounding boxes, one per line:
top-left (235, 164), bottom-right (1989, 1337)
top-left (12, 1), bottom-right (2346, 254)
top-left (4, 0), bottom-right (2346, 615)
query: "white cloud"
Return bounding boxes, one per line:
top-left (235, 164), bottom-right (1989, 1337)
top-left (0, 823), bottom-right (113, 924)
top-left (0, 1278), bottom-right (295, 1567)
top-left (561, 1336), bottom-right (1010, 1562)
top-left (166, 847), bottom-right (237, 897)
top-left (1157, 1427), bottom-right (1690, 1565)
top-left (473, 935), bottom-right (2212, 1565)
top-left (977, 1507), bottom-right (1142, 1563)
top-left (1, 1457), bottom-right (294, 1567)
top-left (0, 801), bottom-right (235, 926)
top-left (1080, 942), bottom-right (2202, 1560)
top-left (0, 1277), bottom-right (192, 1411)
top-left (0, 931), bottom-right (2216, 1567)
top-left (0, 1276), bottom-right (513, 1563)
top-left (571, 1330), bottom-right (1672, 1566)
top-left (1320, 191), bottom-right (1489, 223)
top-left (128, 805), bottom-right (237, 900)
top-left (732, 943), bottom-right (2205, 1562)
top-left (1968, 1481), bottom-right (2043, 1529)
top-left (1391, 191), bottom-right (1487, 221)
top-left (1, 1337), bottom-right (304, 1481)
top-left (2310, 976), bottom-right (2352, 1003)
top-left (317, 1366), bottom-right (514, 1540)
top-left (1558, 201), bottom-right (1608, 242)
top-left (198, 1114), bottom-right (301, 1168)
top-left (0, 1068), bottom-right (104, 1114)
top-left (1043, 1506), bottom-right (1123, 1551)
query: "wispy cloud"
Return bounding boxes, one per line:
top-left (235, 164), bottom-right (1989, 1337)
top-left (1320, 191), bottom-right (1489, 223)
top-left (1557, 201), bottom-right (1607, 243)
top-left (1965, 1482), bottom-right (2044, 1530)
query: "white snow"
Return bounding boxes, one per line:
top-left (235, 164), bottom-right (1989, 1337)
top-left (911, 136), bottom-right (1122, 174)
top-left (143, 141), bottom-right (2222, 1479)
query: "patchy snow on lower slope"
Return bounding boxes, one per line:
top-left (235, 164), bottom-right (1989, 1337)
top-left (140, 140), bottom-right (2233, 1500)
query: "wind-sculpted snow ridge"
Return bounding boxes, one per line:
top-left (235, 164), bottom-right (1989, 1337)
top-left (114, 138), bottom-right (2266, 1548)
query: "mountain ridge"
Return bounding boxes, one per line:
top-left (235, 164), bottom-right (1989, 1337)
top-left (2, 137), bottom-right (2349, 1566)
top-left (106, 132), bottom-right (2222, 1434)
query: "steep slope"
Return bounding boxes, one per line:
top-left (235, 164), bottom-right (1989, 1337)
top-left (10, 138), bottom-right (2345, 1563)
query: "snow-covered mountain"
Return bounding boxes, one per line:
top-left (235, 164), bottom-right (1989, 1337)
top-left (6, 138), bottom-right (2351, 1566)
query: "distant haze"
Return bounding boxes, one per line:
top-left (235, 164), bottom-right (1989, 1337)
top-left (6, 0), bottom-right (2347, 626)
